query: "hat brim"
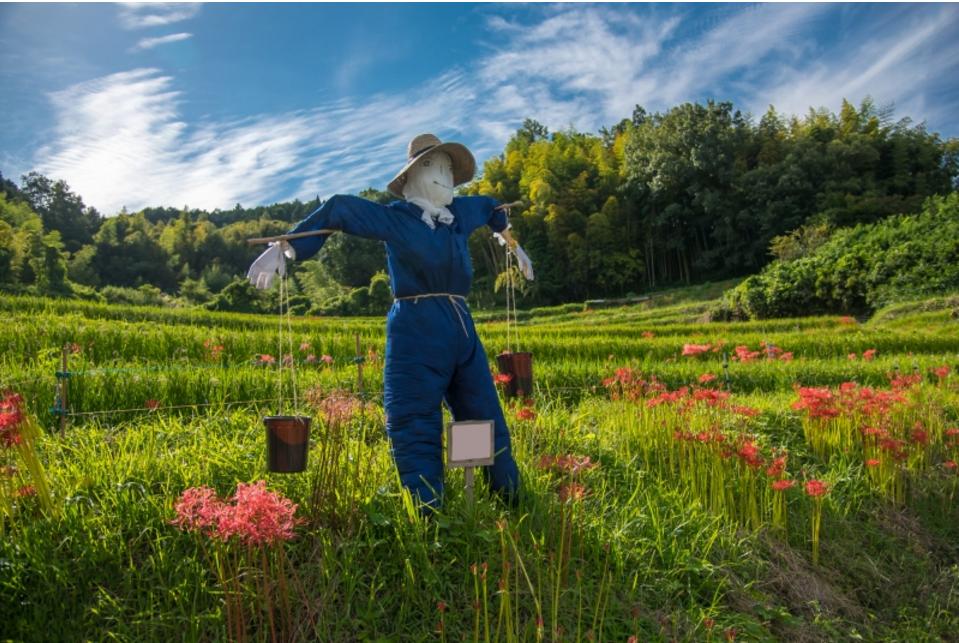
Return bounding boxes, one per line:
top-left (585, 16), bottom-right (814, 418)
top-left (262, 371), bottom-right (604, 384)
top-left (387, 141), bottom-right (476, 198)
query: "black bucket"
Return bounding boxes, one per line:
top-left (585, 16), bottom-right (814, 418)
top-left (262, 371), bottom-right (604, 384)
top-left (264, 415), bottom-right (311, 473)
top-left (495, 351), bottom-right (534, 400)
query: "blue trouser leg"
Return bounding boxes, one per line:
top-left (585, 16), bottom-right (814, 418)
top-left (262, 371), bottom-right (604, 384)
top-left (444, 336), bottom-right (521, 503)
top-left (383, 303), bottom-right (452, 511)
top-left (384, 358), bottom-right (447, 510)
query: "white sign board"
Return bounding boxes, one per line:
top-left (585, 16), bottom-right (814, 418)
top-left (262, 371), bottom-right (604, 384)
top-left (447, 420), bottom-right (495, 468)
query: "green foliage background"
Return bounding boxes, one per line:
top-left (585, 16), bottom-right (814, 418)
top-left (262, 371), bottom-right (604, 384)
top-left (2, 97), bottom-right (957, 315)
top-left (716, 193), bottom-right (959, 319)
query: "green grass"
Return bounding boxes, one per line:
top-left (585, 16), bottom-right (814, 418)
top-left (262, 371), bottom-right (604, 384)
top-left (1, 289), bottom-right (959, 641)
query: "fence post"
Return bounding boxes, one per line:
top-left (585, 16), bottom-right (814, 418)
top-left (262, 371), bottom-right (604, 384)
top-left (354, 333), bottom-right (365, 399)
top-left (55, 343), bottom-right (70, 435)
top-left (722, 351), bottom-right (731, 392)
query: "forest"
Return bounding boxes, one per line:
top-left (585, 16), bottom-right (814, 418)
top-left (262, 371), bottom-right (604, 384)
top-left (1, 98), bottom-right (956, 315)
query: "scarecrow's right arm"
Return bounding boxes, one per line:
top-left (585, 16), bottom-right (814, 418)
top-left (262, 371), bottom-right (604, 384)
top-left (284, 195), bottom-right (397, 261)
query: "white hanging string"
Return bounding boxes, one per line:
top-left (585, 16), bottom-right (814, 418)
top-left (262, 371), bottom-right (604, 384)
top-left (274, 270), bottom-right (300, 417)
top-left (503, 207), bottom-right (520, 354)
top-left (277, 270), bottom-right (284, 413)
top-left (284, 272), bottom-right (299, 415)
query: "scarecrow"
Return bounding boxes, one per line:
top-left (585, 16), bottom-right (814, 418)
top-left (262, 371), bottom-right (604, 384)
top-left (247, 133), bottom-right (534, 511)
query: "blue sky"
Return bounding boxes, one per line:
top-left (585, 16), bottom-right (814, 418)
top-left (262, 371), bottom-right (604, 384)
top-left (1, 3), bottom-right (957, 215)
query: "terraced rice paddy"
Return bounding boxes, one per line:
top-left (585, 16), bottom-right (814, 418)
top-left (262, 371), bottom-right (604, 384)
top-left (1, 291), bottom-right (958, 641)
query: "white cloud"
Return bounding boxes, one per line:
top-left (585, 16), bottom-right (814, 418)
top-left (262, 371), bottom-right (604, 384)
top-left (132, 32), bottom-right (192, 52)
top-left (752, 5), bottom-right (959, 124)
top-left (32, 5), bottom-right (959, 214)
top-left (117, 3), bottom-right (200, 30)
top-left (34, 68), bottom-right (489, 213)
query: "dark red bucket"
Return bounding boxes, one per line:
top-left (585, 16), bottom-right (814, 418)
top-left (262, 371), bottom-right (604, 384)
top-left (496, 351), bottom-right (534, 400)
top-left (264, 415), bottom-right (311, 473)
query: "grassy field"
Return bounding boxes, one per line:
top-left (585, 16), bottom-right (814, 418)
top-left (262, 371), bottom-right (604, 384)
top-left (1, 286), bottom-right (958, 641)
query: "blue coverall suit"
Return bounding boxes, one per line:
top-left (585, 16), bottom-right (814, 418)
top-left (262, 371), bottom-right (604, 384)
top-left (285, 194), bottom-right (521, 509)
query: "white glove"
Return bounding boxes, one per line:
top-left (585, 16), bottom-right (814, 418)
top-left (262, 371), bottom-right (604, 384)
top-left (513, 245), bottom-right (534, 281)
top-left (246, 241), bottom-right (295, 290)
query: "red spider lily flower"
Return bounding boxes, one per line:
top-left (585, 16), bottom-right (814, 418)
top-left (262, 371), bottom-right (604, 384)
top-left (256, 354), bottom-right (276, 365)
top-left (647, 387), bottom-right (690, 408)
top-left (494, 373), bottom-right (513, 385)
top-left (203, 339), bottom-right (224, 360)
top-left (682, 343), bottom-right (711, 357)
top-left (848, 353), bottom-right (857, 361)
top-left (305, 354), bottom-right (317, 364)
top-left (733, 405), bottom-right (760, 417)
top-left (910, 423), bottom-right (929, 447)
top-left (0, 392), bottom-right (25, 448)
top-left (944, 461), bottom-right (957, 471)
top-left (628, 636), bottom-right (639, 643)
top-left (16, 485), bottom-right (37, 497)
top-left (703, 618), bottom-right (716, 630)
top-left (738, 443), bottom-right (764, 470)
top-left (539, 454), bottom-right (597, 475)
top-left (792, 387), bottom-right (840, 419)
top-left (436, 600), bottom-right (447, 613)
top-left (516, 407), bottom-right (536, 421)
top-left (766, 456), bottom-right (787, 478)
top-left (216, 481), bottom-right (300, 546)
top-left (281, 354), bottom-right (294, 367)
top-left (731, 345), bottom-right (761, 362)
top-left (2, 465), bottom-right (18, 477)
top-left (862, 349), bottom-right (877, 361)
top-left (642, 331), bottom-right (655, 338)
top-left (305, 388), bottom-right (360, 429)
top-left (171, 486), bottom-right (226, 534)
top-left (558, 482), bottom-right (586, 502)
top-left (299, 342), bottom-right (312, 352)
top-left (890, 373), bottom-right (922, 391)
top-left (698, 373), bottom-right (717, 384)
top-left (771, 479), bottom-right (796, 492)
top-left (779, 352), bottom-right (794, 362)
top-left (839, 316), bottom-right (856, 325)
top-left (692, 388), bottom-right (730, 407)
top-left (320, 354), bottom-right (334, 365)
top-left (861, 426), bottom-right (887, 438)
top-left (68, 342), bottom-right (82, 354)
top-left (805, 479), bottom-right (829, 498)
top-left (932, 365), bottom-right (950, 380)
top-left (145, 399), bottom-right (160, 411)
top-left (944, 428), bottom-right (959, 437)
top-left (865, 459), bottom-right (881, 467)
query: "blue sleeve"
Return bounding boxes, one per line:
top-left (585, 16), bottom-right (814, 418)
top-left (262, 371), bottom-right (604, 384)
top-left (285, 195), bottom-right (398, 261)
top-left (455, 195), bottom-right (509, 235)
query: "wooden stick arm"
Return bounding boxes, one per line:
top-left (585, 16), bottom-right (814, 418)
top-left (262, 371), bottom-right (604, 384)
top-left (246, 229), bottom-right (338, 245)
top-left (247, 201), bottom-right (522, 245)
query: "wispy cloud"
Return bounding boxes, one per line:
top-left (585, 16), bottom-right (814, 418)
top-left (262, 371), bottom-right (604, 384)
top-left (33, 5), bottom-right (959, 214)
top-left (754, 5), bottom-right (959, 124)
top-left (117, 3), bottom-right (200, 30)
top-left (131, 32), bottom-right (192, 52)
top-left (35, 68), bottom-right (487, 213)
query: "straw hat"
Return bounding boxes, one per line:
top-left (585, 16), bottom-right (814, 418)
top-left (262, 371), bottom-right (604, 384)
top-left (387, 133), bottom-right (476, 198)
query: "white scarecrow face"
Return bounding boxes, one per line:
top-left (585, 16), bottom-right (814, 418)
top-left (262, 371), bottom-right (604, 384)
top-left (403, 151), bottom-right (454, 207)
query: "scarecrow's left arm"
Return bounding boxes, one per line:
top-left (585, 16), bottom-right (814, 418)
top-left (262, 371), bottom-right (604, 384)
top-left (284, 194), bottom-right (400, 261)
top-left (457, 196), bottom-right (534, 281)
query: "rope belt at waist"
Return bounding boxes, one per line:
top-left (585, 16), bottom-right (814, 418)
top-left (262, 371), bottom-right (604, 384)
top-left (394, 293), bottom-right (470, 337)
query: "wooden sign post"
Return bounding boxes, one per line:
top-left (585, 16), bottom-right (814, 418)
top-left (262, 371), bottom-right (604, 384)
top-left (447, 420), bottom-right (495, 504)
